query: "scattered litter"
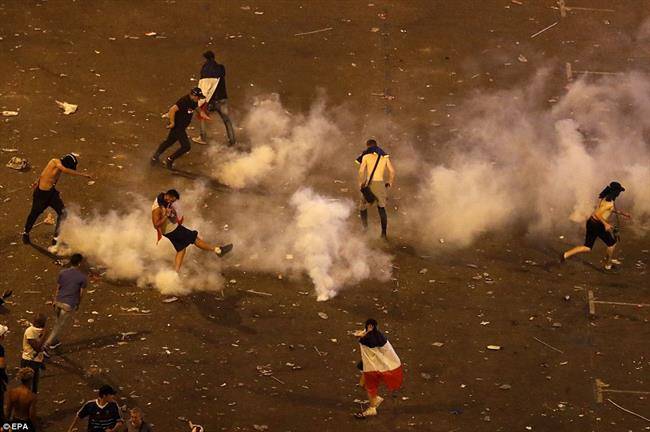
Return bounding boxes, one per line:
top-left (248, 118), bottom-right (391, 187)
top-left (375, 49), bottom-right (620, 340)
top-left (294, 27), bottom-right (333, 37)
top-left (532, 336), bottom-right (564, 354)
top-left (87, 180), bottom-right (95, 186)
top-left (145, 32), bottom-right (157, 36)
top-left (439, 238), bottom-right (445, 244)
top-left (480, 321), bottom-right (490, 326)
top-left (162, 297), bottom-right (178, 303)
top-left (486, 345), bottom-right (501, 350)
top-left (244, 289), bottom-right (272, 297)
top-left (285, 254), bottom-right (294, 260)
top-left (55, 100), bottom-right (78, 115)
top-left (530, 21), bottom-right (558, 39)
top-left (1, 148), bottom-right (18, 152)
top-left (317, 312), bottom-right (328, 320)
top-left (1, 111), bottom-right (19, 117)
top-left (420, 372), bottom-right (432, 380)
top-left (6, 157), bottom-right (29, 171)
top-left (419, 268), bottom-right (428, 274)
top-left (432, 342), bottom-right (444, 347)
top-left (518, 54), bottom-right (528, 63)
top-left (253, 426), bottom-right (269, 432)
top-left (499, 384), bottom-right (512, 390)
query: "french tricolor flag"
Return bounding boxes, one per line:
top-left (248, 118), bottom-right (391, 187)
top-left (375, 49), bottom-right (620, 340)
top-left (360, 330), bottom-right (404, 396)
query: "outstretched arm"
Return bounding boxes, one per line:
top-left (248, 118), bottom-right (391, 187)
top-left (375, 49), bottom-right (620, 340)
top-left (54, 159), bottom-right (93, 179)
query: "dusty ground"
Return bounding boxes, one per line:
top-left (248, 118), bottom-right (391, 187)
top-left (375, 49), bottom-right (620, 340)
top-left (1, 0), bottom-right (649, 431)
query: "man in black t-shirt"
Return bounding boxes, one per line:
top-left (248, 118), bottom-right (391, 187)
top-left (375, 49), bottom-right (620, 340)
top-left (151, 87), bottom-right (207, 170)
top-left (67, 385), bottom-right (123, 432)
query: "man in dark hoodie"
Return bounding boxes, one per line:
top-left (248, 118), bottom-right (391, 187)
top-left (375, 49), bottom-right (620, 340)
top-left (356, 139), bottom-right (396, 239)
top-left (193, 50), bottom-right (236, 146)
top-left (21, 154), bottom-right (94, 246)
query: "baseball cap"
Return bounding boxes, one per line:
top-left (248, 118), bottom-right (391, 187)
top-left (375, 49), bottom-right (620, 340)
top-left (60, 153), bottom-right (78, 170)
top-left (190, 87), bottom-right (206, 99)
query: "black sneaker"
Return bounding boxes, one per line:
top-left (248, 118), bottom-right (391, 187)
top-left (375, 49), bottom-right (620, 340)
top-left (165, 158), bottom-right (174, 170)
top-left (21, 232), bottom-right (30, 244)
top-left (215, 243), bottom-right (233, 257)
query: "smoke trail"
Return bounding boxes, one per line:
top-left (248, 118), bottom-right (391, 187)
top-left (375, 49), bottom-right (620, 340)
top-left (406, 71), bottom-right (650, 247)
top-left (208, 94), bottom-right (347, 189)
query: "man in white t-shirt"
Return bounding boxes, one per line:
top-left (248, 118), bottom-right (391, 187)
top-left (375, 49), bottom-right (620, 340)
top-left (356, 139), bottom-right (396, 239)
top-left (152, 189), bottom-right (233, 272)
top-left (20, 314), bottom-right (47, 393)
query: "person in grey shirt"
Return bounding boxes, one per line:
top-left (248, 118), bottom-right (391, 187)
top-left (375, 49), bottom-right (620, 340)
top-left (45, 253), bottom-right (87, 351)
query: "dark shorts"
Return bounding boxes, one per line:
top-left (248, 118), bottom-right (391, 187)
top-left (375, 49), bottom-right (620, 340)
top-left (164, 225), bottom-right (198, 252)
top-left (584, 218), bottom-right (617, 248)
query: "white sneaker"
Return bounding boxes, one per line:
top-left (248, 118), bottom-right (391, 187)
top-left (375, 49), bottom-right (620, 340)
top-left (192, 137), bottom-right (208, 145)
top-left (604, 263), bottom-right (612, 270)
top-left (374, 396), bottom-right (384, 408)
top-left (610, 259), bottom-right (622, 265)
top-left (354, 407), bottom-right (377, 419)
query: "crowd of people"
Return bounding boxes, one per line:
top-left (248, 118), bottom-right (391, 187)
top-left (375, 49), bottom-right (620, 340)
top-left (5, 42), bottom-right (635, 430)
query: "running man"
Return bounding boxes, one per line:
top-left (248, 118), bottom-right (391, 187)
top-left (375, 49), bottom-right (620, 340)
top-left (193, 50), bottom-right (236, 146)
top-left (352, 319), bottom-right (403, 419)
top-left (562, 181), bottom-right (631, 269)
top-left (151, 87), bottom-right (208, 170)
top-left (357, 139), bottom-right (396, 239)
top-left (152, 189), bottom-right (233, 272)
top-left (22, 154), bottom-right (93, 245)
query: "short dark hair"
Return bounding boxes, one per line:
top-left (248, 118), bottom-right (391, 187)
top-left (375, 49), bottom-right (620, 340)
top-left (70, 253), bottom-right (83, 266)
top-left (99, 384), bottom-right (117, 397)
top-left (365, 318), bottom-right (378, 330)
top-left (203, 50), bottom-right (215, 60)
top-left (33, 313), bottom-right (46, 328)
top-left (366, 139), bottom-right (377, 147)
top-left (166, 189), bottom-right (180, 199)
top-left (17, 368), bottom-right (34, 386)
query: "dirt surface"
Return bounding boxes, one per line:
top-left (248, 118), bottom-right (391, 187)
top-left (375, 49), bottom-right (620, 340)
top-left (1, 1), bottom-right (650, 431)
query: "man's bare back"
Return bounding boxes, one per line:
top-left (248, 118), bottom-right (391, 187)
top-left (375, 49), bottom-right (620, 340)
top-left (5, 385), bottom-right (37, 420)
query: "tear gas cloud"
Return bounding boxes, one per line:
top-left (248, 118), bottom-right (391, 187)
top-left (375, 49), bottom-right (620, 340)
top-left (60, 68), bottom-right (650, 297)
top-left (406, 70), bottom-right (650, 246)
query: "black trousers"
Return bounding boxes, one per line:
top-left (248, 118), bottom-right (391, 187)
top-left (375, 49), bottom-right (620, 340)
top-left (20, 359), bottom-right (41, 394)
top-left (24, 187), bottom-right (65, 236)
top-left (154, 128), bottom-right (191, 161)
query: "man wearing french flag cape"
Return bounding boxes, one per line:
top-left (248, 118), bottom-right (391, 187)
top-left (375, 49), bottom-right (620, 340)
top-left (354, 319), bottom-right (403, 419)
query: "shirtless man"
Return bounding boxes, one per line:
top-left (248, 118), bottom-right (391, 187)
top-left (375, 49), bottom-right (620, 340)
top-left (4, 367), bottom-right (38, 431)
top-left (562, 181), bottom-right (631, 269)
top-left (21, 154), bottom-right (93, 245)
top-left (152, 189), bottom-right (233, 272)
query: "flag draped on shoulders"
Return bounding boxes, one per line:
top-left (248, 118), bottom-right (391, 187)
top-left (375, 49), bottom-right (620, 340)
top-left (355, 145), bottom-right (389, 164)
top-left (359, 330), bottom-right (403, 396)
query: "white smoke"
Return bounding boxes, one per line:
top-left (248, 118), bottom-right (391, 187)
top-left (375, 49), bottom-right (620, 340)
top-left (406, 70), bottom-right (650, 247)
top-left (60, 185), bottom-right (392, 300)
top-left (208, 94), bottom-right (347, 189)
top-left (60, 187), bottom-right (226, 296)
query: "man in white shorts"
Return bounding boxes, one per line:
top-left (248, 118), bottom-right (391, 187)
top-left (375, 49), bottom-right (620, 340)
top-left (357, 139), bottom-right (396, 239)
